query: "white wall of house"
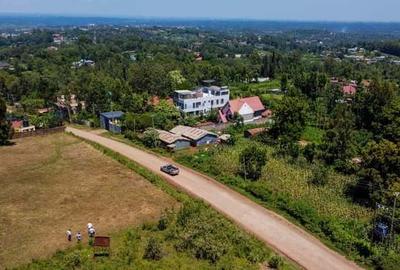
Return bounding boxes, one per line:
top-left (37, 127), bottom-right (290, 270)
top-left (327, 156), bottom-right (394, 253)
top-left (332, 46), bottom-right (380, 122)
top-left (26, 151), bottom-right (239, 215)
top-left (238, 103), bottom-right (255, 122)
top-left (175, 87), bottom-right (230, 115)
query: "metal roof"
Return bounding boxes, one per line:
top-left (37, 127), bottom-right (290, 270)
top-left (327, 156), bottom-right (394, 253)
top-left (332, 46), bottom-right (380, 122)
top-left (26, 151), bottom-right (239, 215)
top-left (100, 111), bottom-right (124, 119)
top-left (155, 129), bottom-right (190, 144)
top-left (170, 125), bottom-right (217, 141)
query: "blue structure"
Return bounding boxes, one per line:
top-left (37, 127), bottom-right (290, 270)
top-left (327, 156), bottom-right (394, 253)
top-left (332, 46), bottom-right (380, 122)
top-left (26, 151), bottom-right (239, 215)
top-left (100, 111), bottom-right (124, 133)
top-left (375, 222), bottom-right (389, 241)
top-left (193, 133), bottom-right (218, 146)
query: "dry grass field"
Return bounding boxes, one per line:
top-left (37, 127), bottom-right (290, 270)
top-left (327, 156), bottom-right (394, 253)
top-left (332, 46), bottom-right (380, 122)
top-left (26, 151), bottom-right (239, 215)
top-left (0, 133), bottom-right (177, 269)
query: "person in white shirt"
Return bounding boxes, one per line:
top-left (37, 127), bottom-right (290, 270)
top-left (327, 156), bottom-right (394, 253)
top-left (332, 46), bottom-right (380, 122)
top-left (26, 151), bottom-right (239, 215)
top-left (66, 229), bottom-right (72, 241)
top-left (76, 232), bottom-right (82, 243)
top-left (89, 227), bottom-right (96, 238)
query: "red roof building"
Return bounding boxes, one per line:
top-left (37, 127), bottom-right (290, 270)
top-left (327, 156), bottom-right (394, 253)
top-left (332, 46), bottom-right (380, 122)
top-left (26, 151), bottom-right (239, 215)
top-left (342, 85), bottom-right (357, 95)
top-left (219, 96), bottom-right (266, 123)
top-left (11, 120), bottom-right (23, 130)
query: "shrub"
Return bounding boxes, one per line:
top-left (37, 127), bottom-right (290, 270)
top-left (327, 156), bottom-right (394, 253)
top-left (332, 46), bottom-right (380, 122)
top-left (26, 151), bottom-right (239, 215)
top-left (63, 250), bottom-right (83, 269)
top-left (239, 145), bottom-right (267, 181)
top-left (303, 143), bottom-right (316, 163)
top-left (268, 255), bottom-right (283, 269)
top-left (142, 129), bottom-right (160, 148)
top-left (143, 237), bottom-right (163, 261)
top-left (309, 164), bottom-right (329, 186)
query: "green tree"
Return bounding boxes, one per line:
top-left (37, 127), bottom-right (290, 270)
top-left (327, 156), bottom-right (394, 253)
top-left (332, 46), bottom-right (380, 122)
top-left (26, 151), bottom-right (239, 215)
top-left (309, 164), bottom-right (329, 186)
top-left (381, 96), bottom-right (400, 143)
top-left (142, 129), bottom-right (160, 148)
top-left (320, 105), bottom-right (355, 170)
top-left (303, 143), bottom-right (316, 163)
top-left (357, 140), bottom-right (400, 204)
top-left (239, 145), bottom-right (267, 181)
top-left (270, 96), bottom-right (309, 143)
top-left (0, 97), bottom-right (12, 145)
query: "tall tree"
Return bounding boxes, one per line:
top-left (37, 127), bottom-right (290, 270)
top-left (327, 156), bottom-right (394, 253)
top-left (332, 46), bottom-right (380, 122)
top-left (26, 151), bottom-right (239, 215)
top-left (269, 96), bottom-right (309, 143)
top-left (0, 97), bottom-right (11, 145)
top-left (357, 140), bottom-right (400, 204)
top-left (320, 105), bottom-right (355, 169)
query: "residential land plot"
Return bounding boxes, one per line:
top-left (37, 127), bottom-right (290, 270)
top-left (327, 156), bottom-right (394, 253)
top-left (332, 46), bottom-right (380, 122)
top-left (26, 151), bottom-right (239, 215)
top-left (0, 133), bottom-right (177, 269)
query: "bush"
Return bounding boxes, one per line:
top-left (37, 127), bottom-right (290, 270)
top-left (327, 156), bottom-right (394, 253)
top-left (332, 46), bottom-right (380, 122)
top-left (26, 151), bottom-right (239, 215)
top-left (239, 145), bottom-right (267, 181)
top-left (142, 129), bottom-right (160, 148)
top-left (309, 164), bottom-right (329, 186)
top-left (63, 250), bottom-right (83, 269)
top-left (303, 143), bottom-right (316, 163)
top-left (143, 237), bottom-right (163, 261)
top-left (268, 255), bottom-right (283, 269)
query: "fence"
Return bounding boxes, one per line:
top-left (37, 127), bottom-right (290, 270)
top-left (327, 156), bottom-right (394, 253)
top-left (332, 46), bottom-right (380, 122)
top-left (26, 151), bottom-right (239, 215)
top-left (12, 126), bottom-right (66, 139)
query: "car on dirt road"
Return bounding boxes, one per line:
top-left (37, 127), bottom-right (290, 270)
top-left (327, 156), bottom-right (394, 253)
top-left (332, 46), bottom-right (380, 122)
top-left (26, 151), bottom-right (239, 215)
top-left (160, 164), bottom-right (180, 176)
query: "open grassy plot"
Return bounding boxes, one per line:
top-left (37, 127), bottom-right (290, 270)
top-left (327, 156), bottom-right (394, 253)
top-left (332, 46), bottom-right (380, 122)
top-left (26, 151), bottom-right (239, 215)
top-left (12, 135), bottom-right (296, 270)
top-left (0, 133), bottom-right (177, 269)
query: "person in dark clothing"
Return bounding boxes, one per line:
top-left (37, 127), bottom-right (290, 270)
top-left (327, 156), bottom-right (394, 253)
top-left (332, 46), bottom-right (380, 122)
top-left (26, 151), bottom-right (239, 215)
top-left (66, 229), bottom-right (72, 241)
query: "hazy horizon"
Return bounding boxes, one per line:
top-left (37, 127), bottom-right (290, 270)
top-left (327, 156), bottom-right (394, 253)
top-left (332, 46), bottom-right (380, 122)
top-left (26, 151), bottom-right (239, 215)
top-left (0, 0), bottom-right (399, 23)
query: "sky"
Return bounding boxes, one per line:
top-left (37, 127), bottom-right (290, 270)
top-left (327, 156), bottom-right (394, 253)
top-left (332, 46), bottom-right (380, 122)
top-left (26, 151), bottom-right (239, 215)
top-left (0, 0), bottom-right (399, 22)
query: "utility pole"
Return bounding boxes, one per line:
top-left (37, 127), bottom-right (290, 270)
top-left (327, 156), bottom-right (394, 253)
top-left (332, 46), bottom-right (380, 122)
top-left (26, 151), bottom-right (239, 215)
top-left (390, 192), bottom-right (400, 248)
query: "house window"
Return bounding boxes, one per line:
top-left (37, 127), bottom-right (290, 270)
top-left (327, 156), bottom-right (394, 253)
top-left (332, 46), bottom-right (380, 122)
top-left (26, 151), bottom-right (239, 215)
top-left (221, 99), bottom-right (224, 104)
top-left (216, 100), bottom-right (219, 105)
top-left (192, 103), bottom-right (196, 108)
top-left (211, 100), bottom-right (214, 106)
top-left (184, 104), bottom-right (187, 109)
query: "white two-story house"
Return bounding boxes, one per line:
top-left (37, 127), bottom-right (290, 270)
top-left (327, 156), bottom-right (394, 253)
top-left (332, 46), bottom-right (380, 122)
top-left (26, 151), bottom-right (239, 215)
top-left (174, 86), bottom-right (230, 115)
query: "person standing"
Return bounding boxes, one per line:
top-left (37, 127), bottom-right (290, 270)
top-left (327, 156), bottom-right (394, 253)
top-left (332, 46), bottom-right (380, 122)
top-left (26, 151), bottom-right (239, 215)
top-left (89, 226), bottom-right (96, 238)
top-left (66, 229), bottom-right (72, 242)
top-left (87, 223), bottom-right (93, 234)
top-left (76, 232), bottom-right (82, 243)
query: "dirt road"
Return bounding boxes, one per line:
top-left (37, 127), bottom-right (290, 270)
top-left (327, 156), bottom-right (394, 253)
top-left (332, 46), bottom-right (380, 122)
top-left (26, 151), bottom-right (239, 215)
top-left (67, 127), bottom-right (363, 270)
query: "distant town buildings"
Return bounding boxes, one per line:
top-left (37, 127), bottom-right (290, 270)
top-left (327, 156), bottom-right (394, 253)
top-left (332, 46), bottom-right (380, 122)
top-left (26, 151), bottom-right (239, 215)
top-left (52, 33), bottom-right (64, 44)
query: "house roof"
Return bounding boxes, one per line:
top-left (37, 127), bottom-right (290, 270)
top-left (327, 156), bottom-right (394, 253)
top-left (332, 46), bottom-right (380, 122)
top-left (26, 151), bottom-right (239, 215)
top-left (342, 85), bottom-right (357, 95)
top-left (155, 129), bottom-right (190, 144)
top-left (228, 96), bottom-right (265, 113)
top-left (170, 125), bottom-right (217, 141)
top-left (37, 108), bottom-right (51, 114)
top-left (0, 61), bottom-right (10, 68)
top-left (245, 128), bottom-right (267, 137)
top-left (11, 120), bottom-right (23, 129)
top-left (100, 111), bottom-right (124, 119)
